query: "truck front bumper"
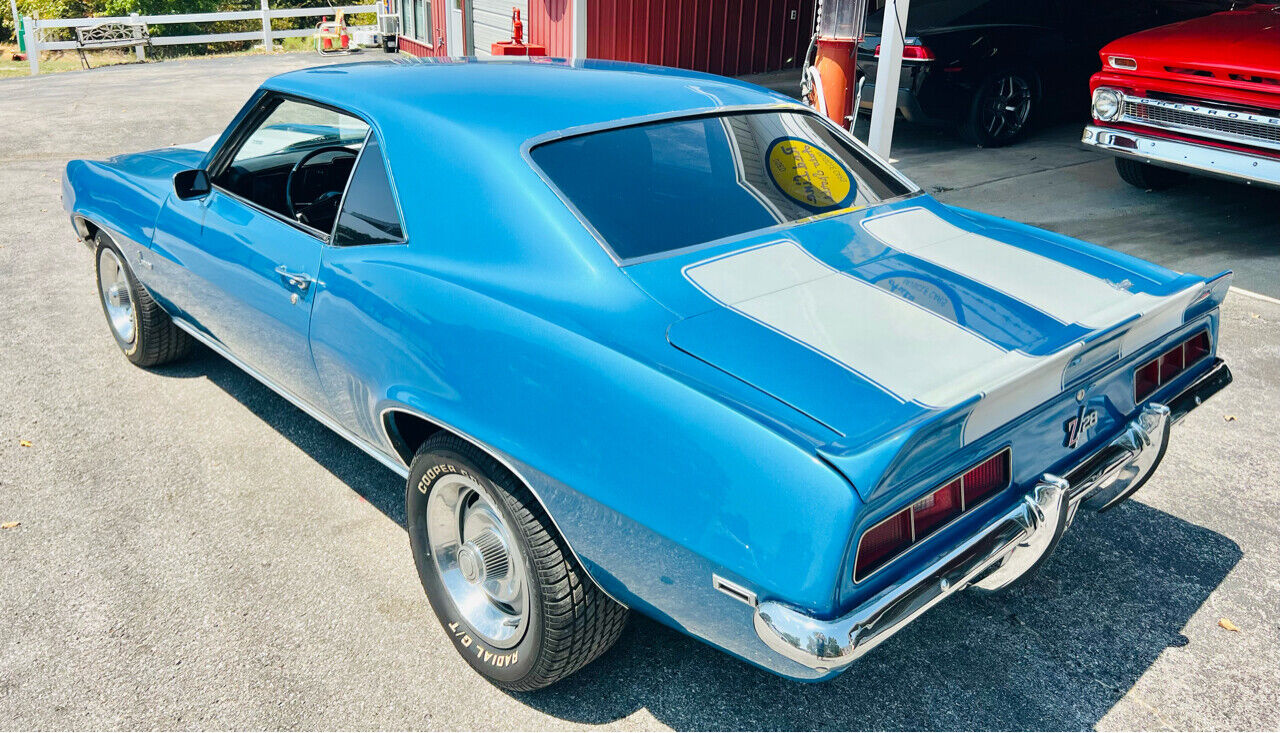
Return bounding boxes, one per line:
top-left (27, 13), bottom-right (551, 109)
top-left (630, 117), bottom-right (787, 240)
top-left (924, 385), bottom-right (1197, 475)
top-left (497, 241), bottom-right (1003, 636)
top-left (753, 359), bottom-right (1232, 673)
top-left (1083, 125), bottom-right (1280, 190)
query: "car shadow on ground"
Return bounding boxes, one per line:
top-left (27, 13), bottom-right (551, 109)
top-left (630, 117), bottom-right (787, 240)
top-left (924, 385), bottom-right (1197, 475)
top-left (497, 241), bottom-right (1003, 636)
top-left (156, 348), bottom-right (1243, 732)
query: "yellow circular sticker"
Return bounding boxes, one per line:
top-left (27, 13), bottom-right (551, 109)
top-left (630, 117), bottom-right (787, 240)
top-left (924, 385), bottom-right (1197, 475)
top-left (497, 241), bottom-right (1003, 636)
top-left (766, 138), bottom-right (853, 211)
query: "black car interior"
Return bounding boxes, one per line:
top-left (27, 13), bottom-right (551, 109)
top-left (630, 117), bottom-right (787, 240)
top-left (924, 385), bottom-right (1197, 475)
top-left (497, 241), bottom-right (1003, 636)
top-left (211, 97), bottom-right (367, 235)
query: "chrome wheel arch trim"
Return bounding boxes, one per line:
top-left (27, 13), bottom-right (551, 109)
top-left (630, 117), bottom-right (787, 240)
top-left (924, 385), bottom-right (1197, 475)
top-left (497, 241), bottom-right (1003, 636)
top-left (377, 404), bottom-right (629, 609)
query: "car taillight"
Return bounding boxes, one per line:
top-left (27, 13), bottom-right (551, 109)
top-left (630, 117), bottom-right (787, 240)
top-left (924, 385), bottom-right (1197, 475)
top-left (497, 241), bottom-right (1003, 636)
top-left (854, 449), bottom-right (1011, 582)
top-left (874, 43), bottom-right (935, 61)
top-left (1135, 329), bottom-right (1212, 403)
top-left (911, 479), bottom-right (961, 540)
top-left (962, 451), bottom-right (1010, 506)
top-left (1185, 330), bottom-right (1210, 364)
top-left (854, 510), bottom-right (912, 580)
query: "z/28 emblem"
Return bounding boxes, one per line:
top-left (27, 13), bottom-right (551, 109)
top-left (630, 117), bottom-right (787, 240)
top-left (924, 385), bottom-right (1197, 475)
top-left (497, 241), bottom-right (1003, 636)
top-left (1064, 408), bottom-right (1100, 449)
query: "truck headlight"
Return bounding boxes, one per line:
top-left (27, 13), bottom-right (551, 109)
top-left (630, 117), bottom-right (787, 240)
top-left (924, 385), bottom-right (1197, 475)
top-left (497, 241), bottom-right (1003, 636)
top-left (1092, 88), bottom-right (1123, 121)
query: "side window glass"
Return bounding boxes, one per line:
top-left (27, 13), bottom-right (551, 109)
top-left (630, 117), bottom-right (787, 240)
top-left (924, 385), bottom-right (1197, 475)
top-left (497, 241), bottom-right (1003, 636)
top-left (212, 96), bottom-right (368, 234)
top-left (333, 137), bottom-right (406, 246)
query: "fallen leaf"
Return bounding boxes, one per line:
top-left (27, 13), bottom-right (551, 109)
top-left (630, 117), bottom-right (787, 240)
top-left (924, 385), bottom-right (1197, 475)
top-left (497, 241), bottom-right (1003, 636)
top-left (18, 440), bottom-right (32, 447)
top-left (1219, 617), bottom-right (1240, 632)
top-left (0, 522), bottom-right (18, 530)
top-left (1224, 415), bottom-right (1237, 422)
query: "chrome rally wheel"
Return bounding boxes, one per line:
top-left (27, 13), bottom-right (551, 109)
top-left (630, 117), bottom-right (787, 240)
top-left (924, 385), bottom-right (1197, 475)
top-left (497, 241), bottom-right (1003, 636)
top-left (97, 245), bottom-right (137, 348)
top-left (406, 433), bottom-right (628, 690)
top-left (92, 231), bottom-right (192, 367)
top-left (426, 472), bottom-right (529, 648)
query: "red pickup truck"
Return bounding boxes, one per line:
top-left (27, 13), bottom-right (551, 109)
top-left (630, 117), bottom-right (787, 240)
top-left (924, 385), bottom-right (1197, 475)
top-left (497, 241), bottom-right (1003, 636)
top-left (1082, 2), bottom-right (1280, 190)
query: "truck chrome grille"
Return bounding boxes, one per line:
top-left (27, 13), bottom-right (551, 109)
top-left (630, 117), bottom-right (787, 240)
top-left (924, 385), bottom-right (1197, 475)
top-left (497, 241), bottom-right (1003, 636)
top-left (1121, 98), bottom-right (1280, 152)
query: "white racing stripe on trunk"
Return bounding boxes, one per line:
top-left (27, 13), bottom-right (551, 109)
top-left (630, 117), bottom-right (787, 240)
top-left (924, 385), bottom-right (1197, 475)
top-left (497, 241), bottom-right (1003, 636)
top-left (861, 207), bottom-right (1142, 328)
top-left (861, 206), bottom-right (1205, 358)
top-left (684, 242), bottom-right (1048, 408)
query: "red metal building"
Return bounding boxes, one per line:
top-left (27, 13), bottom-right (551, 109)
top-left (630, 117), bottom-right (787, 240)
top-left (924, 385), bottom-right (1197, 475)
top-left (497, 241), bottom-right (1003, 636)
top-left (396, 0), bottom-right (816, 77)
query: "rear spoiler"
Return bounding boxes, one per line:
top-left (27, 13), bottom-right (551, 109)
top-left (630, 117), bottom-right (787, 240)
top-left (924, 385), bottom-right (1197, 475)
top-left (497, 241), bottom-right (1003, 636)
top-left (818, 270), bottom-right (1232, 501)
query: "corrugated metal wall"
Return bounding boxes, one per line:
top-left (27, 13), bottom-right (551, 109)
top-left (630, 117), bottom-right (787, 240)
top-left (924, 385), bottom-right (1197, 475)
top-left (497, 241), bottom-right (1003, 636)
top-left (528, 0), bottom-right (574, 57)
top-left (430, 0), bottom-right (448, 55)
top-left (474, 0), bottom-right (531, 55)
top-left (587, 0), bottom-right (815, 75)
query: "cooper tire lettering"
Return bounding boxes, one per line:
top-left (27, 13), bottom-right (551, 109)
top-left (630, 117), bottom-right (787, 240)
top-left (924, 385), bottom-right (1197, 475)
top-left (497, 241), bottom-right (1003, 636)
top-left (406, 435), bottom-right (627, 689)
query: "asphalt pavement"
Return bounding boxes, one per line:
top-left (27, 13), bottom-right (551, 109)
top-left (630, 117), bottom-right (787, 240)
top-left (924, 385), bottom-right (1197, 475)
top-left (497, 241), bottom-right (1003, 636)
top-left (1, 54), bottom-right (1277, 730)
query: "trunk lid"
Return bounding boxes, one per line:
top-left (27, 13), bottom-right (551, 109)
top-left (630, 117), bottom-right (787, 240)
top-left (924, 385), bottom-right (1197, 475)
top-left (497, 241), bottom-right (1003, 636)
top-left (625, 197), bottom-right (1213, 498)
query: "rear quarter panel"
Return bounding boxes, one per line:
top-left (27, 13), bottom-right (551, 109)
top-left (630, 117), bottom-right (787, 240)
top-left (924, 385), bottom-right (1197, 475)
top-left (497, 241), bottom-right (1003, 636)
top-left (307, 131), bottom-right (862, 678)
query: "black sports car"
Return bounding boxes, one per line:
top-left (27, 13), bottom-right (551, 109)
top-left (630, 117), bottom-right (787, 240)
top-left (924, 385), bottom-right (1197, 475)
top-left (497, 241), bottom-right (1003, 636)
top-left (856, 0), bottom-right (1233, 146)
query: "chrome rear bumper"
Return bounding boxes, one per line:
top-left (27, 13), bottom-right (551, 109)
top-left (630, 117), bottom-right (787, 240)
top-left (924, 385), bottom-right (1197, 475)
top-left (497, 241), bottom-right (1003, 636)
top-left (753, 359), bottom-right (1232, 673)
top-left (1082, 125), bottom-right (1280, 190)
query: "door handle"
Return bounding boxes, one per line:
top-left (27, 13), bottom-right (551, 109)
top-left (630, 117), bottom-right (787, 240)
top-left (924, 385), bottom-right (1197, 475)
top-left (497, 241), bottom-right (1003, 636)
top-left (274, 265), bottom-right (312, 291)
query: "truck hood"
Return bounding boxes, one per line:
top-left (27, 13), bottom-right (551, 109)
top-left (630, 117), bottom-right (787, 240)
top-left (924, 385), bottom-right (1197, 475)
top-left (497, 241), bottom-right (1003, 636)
top-left (1102, 5), bottom-right (1280, 82)
top-left (625, 197), bottom-right (1215, 497)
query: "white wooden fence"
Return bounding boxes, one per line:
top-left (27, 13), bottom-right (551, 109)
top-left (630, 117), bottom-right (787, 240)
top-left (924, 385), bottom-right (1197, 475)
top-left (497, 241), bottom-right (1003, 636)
top-left (23, 2), bottom-right (381, 75)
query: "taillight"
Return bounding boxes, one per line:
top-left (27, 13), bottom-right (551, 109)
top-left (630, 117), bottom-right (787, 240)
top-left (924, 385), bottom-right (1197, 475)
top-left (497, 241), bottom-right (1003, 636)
top-left (1135, 329), bottom-right (1212, 403)
top-left (911, 479), bottom-right (961, 540)
top-left (874, 43), bottom-right (935, 61)
top-left (1185, 331), bottom-right (1210, 364)
top-left (1135, 361), bottom-right (1160, 402)
top-left (854, 511), bottom-right (911, 580)
top-left (854, 449), bottom-right (1011, 582)
top-left (962, 451), bottom-right (1010, 506)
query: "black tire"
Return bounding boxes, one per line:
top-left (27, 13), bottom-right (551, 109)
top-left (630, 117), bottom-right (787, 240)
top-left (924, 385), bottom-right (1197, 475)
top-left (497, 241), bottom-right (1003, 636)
top-left (961, 67), bottom-right (1040, 148)
top-left (407, 433), bottom-right (628, 690)
top-left (93, 232), bottom-right (193, 367)
top-left (1114, 157), bottom-right (1189, 191)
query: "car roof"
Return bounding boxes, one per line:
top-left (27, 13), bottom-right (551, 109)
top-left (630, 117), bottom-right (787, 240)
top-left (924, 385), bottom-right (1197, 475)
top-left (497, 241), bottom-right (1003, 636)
top-left (263, 58), bottom-right (802, 150)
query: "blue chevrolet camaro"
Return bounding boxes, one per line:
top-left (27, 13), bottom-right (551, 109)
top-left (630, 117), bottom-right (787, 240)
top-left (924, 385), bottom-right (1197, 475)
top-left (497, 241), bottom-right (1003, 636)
top-left (62, 58), bottom-right (1233, 689)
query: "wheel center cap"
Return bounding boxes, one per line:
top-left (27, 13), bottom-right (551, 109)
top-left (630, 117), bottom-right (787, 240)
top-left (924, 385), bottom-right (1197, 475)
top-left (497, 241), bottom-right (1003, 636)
top-left (458, 544), bottom-right (482, 583)
top-left (108, 283), bottom-right (130, 308)
top-left (457, 530), bottom-right (510, 586)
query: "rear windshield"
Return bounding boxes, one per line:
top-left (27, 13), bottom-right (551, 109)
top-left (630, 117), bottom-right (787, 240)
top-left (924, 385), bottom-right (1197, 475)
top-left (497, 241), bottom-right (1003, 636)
top-left (530, 111), bottom-right (914, 261)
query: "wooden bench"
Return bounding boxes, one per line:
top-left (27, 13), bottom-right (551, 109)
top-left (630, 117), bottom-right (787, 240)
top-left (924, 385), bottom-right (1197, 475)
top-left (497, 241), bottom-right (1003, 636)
top-left (74, 21), bottom-right (150, 69)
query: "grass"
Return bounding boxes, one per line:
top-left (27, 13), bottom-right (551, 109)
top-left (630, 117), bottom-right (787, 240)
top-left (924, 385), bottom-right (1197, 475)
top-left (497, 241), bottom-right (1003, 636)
top-left (0, 33), bottom-right (351, 79)
top-left (0, 42), bottom-right (136, 77)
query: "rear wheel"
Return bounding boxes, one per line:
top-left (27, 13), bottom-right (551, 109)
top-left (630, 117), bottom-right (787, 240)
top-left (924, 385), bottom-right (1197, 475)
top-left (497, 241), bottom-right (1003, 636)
top-left (1115, 157), bottom-right (1189, 191)
top-left (94, 232), bottom-right (192, 367)
top-left (961, 68), bottom-right (1039, 148)
top-left (406, 433), bottom-right (628, 690)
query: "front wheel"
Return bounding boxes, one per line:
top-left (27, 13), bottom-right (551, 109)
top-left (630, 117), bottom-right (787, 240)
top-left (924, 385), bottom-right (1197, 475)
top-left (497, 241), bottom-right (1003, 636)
top-left (406, 433), bottom-right (628, 690)
top-left (1114, 157), bottom-right (1189, 191)
top-left (94, 232), bottom-right (192, 367)
top-left (961, 68), bottom-right (1039, 148)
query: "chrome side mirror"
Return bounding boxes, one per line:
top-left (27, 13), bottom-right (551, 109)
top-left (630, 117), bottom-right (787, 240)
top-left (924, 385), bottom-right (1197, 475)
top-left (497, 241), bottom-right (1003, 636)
top-left (173, 169), bottom-right (211, 200)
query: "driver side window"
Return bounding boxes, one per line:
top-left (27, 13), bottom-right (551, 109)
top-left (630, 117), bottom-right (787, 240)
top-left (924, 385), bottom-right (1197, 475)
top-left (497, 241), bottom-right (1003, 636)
top-left (212, 96), bottom-right (369, 235)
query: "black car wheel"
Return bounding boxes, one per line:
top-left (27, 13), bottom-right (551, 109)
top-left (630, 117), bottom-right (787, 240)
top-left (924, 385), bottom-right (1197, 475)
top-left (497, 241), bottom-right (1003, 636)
top-left (962, 68), bottom-right (1039, 148)
top-left (1114, 158), bottom-right (1189, 191)
top-left (407, 433), bottom-right (628, 690)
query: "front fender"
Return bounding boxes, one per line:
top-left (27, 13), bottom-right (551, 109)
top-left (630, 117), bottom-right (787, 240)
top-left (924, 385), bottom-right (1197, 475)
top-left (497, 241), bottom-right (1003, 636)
top-left (62, 152), bottom-right (183, 273)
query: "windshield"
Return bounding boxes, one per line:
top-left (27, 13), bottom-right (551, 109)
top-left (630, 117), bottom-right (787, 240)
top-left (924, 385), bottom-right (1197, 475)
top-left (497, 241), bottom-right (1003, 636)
top-left (530, 110), bottom-right (914, 262)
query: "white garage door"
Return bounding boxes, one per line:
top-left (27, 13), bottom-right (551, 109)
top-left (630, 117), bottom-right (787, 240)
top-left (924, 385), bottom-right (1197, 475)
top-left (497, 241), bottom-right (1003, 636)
top-left (471, 0), bottom-right (528, 57)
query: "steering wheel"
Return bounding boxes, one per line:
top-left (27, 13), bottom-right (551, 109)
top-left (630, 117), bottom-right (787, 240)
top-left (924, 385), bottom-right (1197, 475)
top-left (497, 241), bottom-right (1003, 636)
top-left (285, 145), bottom-right (357, 226)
